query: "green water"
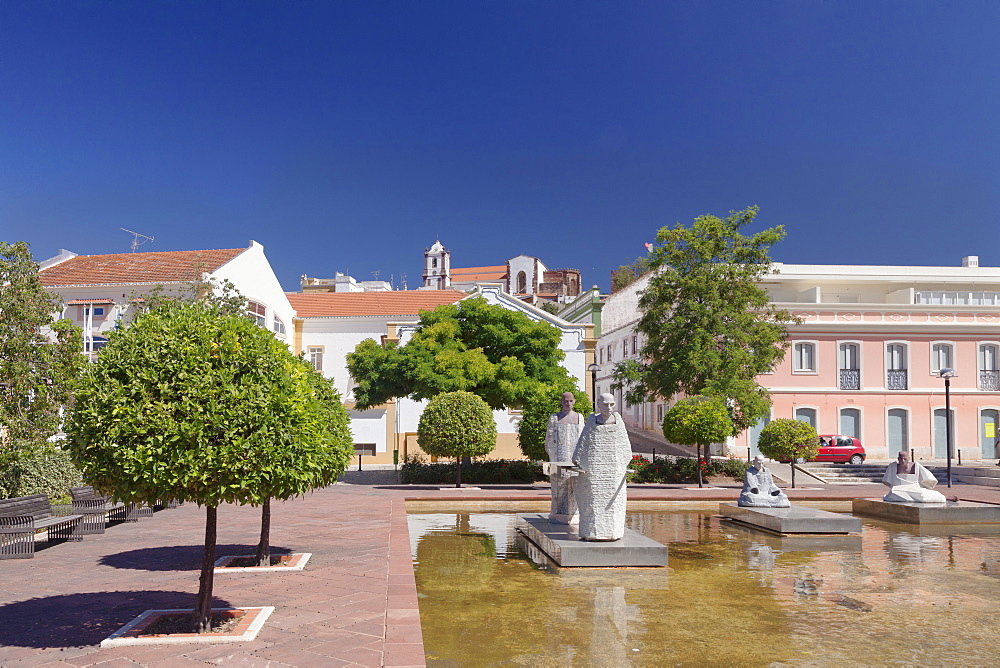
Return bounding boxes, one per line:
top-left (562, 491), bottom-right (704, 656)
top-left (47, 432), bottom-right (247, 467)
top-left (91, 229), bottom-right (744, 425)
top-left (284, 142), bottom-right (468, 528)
top-left (409, 503), bottom-right (1000, 666)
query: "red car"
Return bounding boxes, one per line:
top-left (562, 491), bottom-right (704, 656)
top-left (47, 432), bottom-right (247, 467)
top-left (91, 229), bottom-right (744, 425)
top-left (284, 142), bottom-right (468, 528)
top-left (814, 435), bottom-right (866, 465)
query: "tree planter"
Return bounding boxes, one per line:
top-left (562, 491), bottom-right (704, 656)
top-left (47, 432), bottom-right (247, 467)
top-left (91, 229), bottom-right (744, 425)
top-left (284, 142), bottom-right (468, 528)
top-left (100, 606), bottom-right (274, 647)
top-left (214, 552), bottom-right (312, 572)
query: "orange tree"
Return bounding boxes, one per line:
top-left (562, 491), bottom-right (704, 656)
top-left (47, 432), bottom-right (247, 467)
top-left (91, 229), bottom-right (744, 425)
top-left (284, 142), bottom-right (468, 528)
top-left (661, 396), bottom-right (733, 488)
top-left (67, 299), bottom-right (352, 632)
top-left (756, 418), bottom-right (818, 488)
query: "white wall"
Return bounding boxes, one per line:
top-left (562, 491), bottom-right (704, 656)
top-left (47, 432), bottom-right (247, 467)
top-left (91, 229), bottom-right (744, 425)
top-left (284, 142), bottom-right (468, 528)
top-left (212, 241), bottom-right (295, 344)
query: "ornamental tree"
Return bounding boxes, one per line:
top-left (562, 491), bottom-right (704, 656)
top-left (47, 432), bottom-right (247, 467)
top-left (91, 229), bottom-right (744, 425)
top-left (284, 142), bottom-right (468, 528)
top-left (612, 206), bottom-right (798, 437)
top-left (417, 391), bottom-right (497, 487)
top-left (0, 241), bottom-right (85, 462)
top-left (67, 299), bottom-right (353, 631)
top-left (348, 297), bottom-right (575, 411)
top-left (756, 418), bottom-right (819, 488)
top-left (516, 384), bottom-right (590, 461)
top-left (661, 396), bottom-right (733, 488)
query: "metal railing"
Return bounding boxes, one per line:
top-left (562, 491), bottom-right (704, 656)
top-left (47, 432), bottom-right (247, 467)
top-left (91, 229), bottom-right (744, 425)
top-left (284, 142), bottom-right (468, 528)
top-left (981, 370), bottom-right (1000, 391)
top-left (886, 369), bottom-right (908, 390)
top-left (839, 369), bottom-right (860, 390)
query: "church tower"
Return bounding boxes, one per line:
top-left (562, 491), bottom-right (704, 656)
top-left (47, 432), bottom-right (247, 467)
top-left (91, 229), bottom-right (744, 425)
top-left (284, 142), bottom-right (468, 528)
top-left (422, 240), bottom-right (451, 290)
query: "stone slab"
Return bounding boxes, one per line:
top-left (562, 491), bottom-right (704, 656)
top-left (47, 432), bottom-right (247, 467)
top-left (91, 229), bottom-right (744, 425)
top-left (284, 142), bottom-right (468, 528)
top-left (721, 521), bottom-right (863, 551)
top-left (719, 503), bottom-right (862, 535)
top-left (516, 513), bottom-right (668, 567)
top-left (852, 498), bottom-right (1000, 524)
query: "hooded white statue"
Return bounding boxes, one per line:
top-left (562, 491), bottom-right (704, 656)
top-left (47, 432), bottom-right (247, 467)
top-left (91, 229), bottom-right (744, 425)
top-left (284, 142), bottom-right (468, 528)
top-left (882, 450), bottom-right (947, 503)
top-left (544, 392), bottom-right (582, 524)
top-left (572, 393), bottom-right (632, 541)
top-left (738, 455), bottom-right (790, 508)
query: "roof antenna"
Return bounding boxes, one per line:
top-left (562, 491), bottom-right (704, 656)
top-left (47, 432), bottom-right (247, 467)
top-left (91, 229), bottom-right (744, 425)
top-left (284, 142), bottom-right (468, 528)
top-left (120, 228), bottom-right (154, 252)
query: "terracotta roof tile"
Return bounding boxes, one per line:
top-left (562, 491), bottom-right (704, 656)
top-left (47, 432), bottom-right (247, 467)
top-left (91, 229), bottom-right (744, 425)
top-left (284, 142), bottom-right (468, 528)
top-left (287, 290), bottom-right (467, 318)
top-left (39, 248), bottom-right (245, 287)
top-left (450, 265), bottom-right (508, 282)
top-left (65, 298), bottom-right (115, 305)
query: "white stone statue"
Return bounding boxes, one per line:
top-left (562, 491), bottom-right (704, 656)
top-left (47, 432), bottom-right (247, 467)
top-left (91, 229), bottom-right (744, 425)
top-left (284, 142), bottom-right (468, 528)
top-left (545, 392), bottom-right (582, 524)
top-left (737, 455), bottom-right (790, 507)
top-left (572, 393), bottom-right (632, 541)
top-left (881, 451), bottom-right (948, 503)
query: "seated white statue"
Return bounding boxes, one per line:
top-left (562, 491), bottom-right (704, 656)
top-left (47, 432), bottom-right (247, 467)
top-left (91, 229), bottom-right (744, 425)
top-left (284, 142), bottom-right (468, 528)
top-left (738, 456), bottom-right (790, 508)
top-left (882, 451), bottom-right (947, 503)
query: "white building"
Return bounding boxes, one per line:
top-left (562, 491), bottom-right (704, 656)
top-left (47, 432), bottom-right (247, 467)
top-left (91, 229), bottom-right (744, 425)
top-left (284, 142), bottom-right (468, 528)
top-left (38, 241), bottom-right (294, 357)
top-left (288, 285), bottom-right (595, 464)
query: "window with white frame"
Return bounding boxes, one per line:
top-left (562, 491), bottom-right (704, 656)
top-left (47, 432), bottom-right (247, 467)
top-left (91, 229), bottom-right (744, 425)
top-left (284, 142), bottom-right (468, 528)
top-left (930, 342), bottom-right (954, 373)
top-left (886, 343), bottom-right (908, 389)
top-left (980, 344), bottom-right (999, 371)
top-left (656, 403), bottom-right (664, 423)
top-left (81, 306), bottom-right (106, 318)
top-left (272, 317), bottom-right (286, 336)
top-left (631, 336), bottom-right (637, 356)
top-left (308, 346), bottom-right (324, 372)
top-left (599, 347), bottom-right (603, 364)
top-left (916, 291), bottom-right (1000, 305)
top-left (793, 342), bottom-right (817, 372)
top-left (622, 339), bottom-right (628, 357)
top-left (247, 300), bottom-right (266, 327)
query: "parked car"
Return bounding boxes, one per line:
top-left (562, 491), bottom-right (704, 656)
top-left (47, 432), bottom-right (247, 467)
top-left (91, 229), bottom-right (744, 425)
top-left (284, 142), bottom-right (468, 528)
top-left (778, 435), bottom-right (867, 465)
top-left (814, 435), bottom-right (866, 464)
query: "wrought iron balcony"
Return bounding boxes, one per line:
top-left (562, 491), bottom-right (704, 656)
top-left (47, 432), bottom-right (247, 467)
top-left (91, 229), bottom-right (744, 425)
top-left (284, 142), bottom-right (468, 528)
top-left (839, 369), bottom-right (860, 390)
top-left (886, 369), bottom-right (908, 390)
top-left (981, 370), bottom-right (1000, 392)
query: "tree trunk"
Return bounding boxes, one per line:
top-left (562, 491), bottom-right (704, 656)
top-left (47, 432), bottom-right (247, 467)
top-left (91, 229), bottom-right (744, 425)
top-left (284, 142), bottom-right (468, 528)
top-left (791, 462), bottom-right (796, 489)
top-left (455, 457), bottom-right (462, 488)
top-left (195, 505), bottom-right (218, 633)
top-left (255, 497), bottom-right (271, 567)
top-left (696, 445), bottom-right (704, 488)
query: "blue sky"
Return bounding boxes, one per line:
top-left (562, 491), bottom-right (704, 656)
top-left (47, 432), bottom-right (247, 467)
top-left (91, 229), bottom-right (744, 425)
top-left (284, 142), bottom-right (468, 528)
top-left (3, 1), bottom-right (998, 293)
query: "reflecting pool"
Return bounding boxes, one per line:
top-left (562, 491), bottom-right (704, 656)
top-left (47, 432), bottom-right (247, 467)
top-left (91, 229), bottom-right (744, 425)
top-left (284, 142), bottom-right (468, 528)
top-left (409, 502), bottom-right (1000, 666)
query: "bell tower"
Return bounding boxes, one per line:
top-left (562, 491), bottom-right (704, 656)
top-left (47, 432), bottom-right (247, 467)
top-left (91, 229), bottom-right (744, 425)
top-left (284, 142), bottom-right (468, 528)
top-left (422, 240), bottom-right (451, 289)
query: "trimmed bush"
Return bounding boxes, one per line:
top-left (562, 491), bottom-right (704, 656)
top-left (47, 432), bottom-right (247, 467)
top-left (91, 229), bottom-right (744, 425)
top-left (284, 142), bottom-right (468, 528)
top-left (625, 454), bottom-right (749, 484)
top-left (418, 391), bottom-right (498, 487)
top-left (0, 444), bottom-right (84, 503)
top-left (757, 418), bottom-right (818, 488)
top-left (516, 385), bottom-right (591, 460)
top-left (400, 455), bottom-right (544, 485)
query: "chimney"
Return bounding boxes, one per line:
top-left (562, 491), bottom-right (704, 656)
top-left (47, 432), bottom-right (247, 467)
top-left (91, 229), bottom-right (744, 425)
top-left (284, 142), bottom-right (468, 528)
top-left (962, 256), bottom-right (979, 268)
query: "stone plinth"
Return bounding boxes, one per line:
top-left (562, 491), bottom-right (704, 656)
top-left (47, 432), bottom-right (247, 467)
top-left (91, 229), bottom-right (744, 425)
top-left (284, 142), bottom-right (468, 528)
top-left (719, 503), bottom-right (862, 535)
top-left (852, 498), bottom-right (1000, 524)
top-left (516, 513), bottom-right (667, 567)
top-left (722, 521), bottom-right (863, 551)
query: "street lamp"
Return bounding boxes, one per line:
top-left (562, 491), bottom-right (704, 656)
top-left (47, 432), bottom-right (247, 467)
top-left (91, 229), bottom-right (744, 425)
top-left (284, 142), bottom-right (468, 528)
top-left (938, 367), bottom-right (957, 488)
top-left (587, 363), bottom-right (600, 413)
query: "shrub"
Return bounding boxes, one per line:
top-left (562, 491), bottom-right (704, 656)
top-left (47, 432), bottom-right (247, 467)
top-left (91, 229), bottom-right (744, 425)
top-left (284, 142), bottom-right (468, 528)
top-left (400, 454), bottom-right (544, 484)
top-left (418, 391), bottom-right (497, 487)
top-left (0, 443), bottom-right (84, 503)
top-left (624, 454), bottom-right (749, 484)
top-left (661, 396), bottom-right (734, 487)
top-left (757, 418), bottom-right (818, 487)
top-left (516, 385), bottom-right (591, 460)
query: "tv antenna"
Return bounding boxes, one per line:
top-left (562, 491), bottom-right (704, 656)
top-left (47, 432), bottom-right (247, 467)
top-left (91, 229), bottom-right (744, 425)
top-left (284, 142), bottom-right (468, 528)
top-left (372, 270), bottom-right (381, 281)
top-left (120, 228), bottom-right (154, 252)
top-left (400, 273), bottom-right (407, 291)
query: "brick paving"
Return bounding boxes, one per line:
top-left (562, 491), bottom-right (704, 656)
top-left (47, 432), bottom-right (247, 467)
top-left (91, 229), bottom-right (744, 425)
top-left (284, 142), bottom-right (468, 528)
top-left (3, 478), bottom-right (1000, 667)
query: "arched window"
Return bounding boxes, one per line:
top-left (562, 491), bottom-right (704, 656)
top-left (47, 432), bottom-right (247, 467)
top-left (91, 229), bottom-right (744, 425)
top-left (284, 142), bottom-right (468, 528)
top-left (839, 407), bottom-right (860, 438)
top-left (517, 271), bottom-right (527, 293)
top-left (247, 301), bottom-right (266, 327)
top-left (794, 407), bottom-right (817, 428)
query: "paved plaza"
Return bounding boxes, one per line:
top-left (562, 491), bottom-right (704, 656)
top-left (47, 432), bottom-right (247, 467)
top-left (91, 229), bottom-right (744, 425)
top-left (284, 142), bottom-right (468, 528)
top-left (3, 477), bottom-right (1000, 667)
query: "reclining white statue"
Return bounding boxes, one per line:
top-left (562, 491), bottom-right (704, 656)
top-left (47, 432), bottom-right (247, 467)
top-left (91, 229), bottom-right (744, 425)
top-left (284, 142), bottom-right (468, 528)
top-left (882, 451), bottom-right (947, 503)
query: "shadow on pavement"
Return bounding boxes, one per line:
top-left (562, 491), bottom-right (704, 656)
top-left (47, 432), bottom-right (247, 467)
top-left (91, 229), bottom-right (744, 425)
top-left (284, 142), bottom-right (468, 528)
top-left (0, 590), bottom-right (233, 648)
top-left (100, 544), bottom-right (292, 571)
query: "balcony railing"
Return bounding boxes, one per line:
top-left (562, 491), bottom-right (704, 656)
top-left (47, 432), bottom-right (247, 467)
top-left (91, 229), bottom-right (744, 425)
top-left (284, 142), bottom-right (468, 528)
top-left (886, 369), bottom-right (908, 390)
top-left (981, 370), bottom-right (1000, 392)
top-left (839, 369), bottom-right (860, 390)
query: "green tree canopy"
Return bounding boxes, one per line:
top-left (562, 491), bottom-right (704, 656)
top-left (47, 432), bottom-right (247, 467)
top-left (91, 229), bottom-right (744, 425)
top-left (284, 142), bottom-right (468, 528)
top-left (661, 396), bottom-right (733, 488)
top-left (348, 297), bottom-right (575, 410)
top-left (0, 241), bottom-right (85, 461)
top-left (417, 390), bottom-right (497, 487)
top-left (516, 385), bottom-right (591, 461)
top-left (756, 418), bottom-right (818, 488)
top-left (67, 298), bottom-right (353, 630)
top-left (613, 206), bottom-right (798, 436)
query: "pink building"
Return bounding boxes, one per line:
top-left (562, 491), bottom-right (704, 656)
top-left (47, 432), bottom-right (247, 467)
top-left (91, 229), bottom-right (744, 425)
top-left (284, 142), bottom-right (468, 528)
top-left (598, 257), bottom-right (1000, 462)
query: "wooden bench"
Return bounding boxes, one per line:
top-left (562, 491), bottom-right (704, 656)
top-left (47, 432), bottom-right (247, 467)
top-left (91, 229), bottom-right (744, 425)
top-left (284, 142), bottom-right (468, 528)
top-left (69, 486), bottom-right (146, 535)
top-left (0, 494), bottom-right (84, 559)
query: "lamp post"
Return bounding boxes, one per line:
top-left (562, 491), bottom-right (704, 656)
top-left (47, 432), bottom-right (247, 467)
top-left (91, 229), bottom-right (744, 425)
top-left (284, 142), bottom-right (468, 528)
top-left (587, 363), bottom-right (600, 413)
top-left (938, 368), bottom-right (957, 488)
